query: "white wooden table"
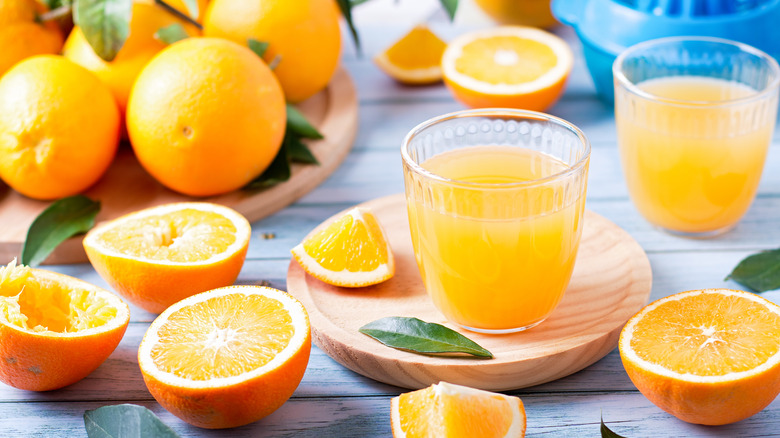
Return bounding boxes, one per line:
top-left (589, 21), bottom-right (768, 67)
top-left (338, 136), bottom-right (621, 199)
top-left (2, 22), bottom-right (780, 437)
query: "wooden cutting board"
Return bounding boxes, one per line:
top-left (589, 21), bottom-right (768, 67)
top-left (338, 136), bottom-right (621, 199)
top-left (287, 194), bottom-right (653, 391)
top-left (0, 67), bottom-right (358, 265)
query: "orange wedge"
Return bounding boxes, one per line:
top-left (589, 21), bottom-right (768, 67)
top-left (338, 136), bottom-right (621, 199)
top-left (138, 285), bottom-right (311, 429)
top-left (291, 207), bottom-right (394, 287)
top-left (374, 24), bottom-right (447, 85)
top-left (619, 288), bottom-right (780, 425)
top-left (441, 26), bottom-right (573, 111)
top-left (391, 382), bottom-right (526, 437)
top-left (83, 202), bottom-right (251, 314)
top-left (0, 260), bottom-right (129, 391)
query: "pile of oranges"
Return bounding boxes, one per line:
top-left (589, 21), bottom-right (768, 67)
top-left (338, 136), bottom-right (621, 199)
top-left (0, 0), bottom-right (342, 200)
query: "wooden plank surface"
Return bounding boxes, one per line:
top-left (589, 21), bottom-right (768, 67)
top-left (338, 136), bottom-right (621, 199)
top-left (2, 18), bottom-right (780, 438)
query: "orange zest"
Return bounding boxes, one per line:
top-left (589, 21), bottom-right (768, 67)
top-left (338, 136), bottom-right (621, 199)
top-left (374, 24), bottom-right (447, 85)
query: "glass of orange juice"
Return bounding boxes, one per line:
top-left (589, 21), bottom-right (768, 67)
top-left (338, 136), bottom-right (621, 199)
top-left (614, 37), bottom-right (780, 237)
top-left (401, 109), bottom-right (590, 334)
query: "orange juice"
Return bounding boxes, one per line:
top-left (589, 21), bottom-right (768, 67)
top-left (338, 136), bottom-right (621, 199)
top-left (617, 76), bottom-right (774, 234)
top-left (406, 145), bottom-right (586, 332)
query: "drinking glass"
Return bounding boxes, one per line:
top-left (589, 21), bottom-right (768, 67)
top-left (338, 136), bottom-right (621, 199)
top-left (401, 109), bottom-right (590, 334)
top-left (614, 37), bottom-right (780, 237)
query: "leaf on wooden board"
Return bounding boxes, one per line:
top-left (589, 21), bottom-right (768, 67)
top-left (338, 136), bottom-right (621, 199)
top-left (287, 135), bottom-right (319, 165)
top-left (154, 23), bottom-right (189, 45)
top-left (359, 317), bottom-right (493, 358)
top-left (74, 0), bottom-right (133, 62)
top-left (21, 195), bottom-right (100, 267)
top-left (84, 404), bottom-right (180, 438)
top-left (245, 137), bottom-right (292, 189)
top-left (247, 38), bottom-right (270, 58)
top-left (725, 248), bottom-right (780, 292)
top-left (438, 0), bottom-right (459, 20)
top-left (286, 104), bottom-right (323, 140)
top-left (600, 415), bottom-right (627, 438)
top-left (336, 0), bottom-right (361, 54)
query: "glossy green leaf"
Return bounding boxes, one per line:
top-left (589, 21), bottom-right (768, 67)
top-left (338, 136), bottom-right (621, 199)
top-left (439, 0), bottom-right (459, 20)
top-left (601, 415), bottom-right (627, 438)
top-left (84, 404), bottom-right (180, 438)
top-left (286, 104), bottom-right (323, 139)
top-left (154, 23), bottom-right (189, 45)
top-left (359, 317), bottom-right (493, 358)
top-left (245, 137), bottom-right (291, 189)
top-left (336, 0), bottom-right (360, 54)
top-left (22, 195), bottom-right (100, 267)
top-left (287, 135), bottom-right (319, 165)
top-left (248, 38), bottom-right (270, 58)
top-left (74, 0), bottom-right (133, 62)
top-left (726, 248), bottom-right (780, 292)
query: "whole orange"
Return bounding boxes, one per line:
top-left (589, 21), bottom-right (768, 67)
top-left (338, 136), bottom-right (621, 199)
top-left (63, 2), bottom-right (200, 119)
top-left (0, 0), bottom-right (63, 77)
top-left (126, 37), bottom-right (286, 197)
top-left (0, 55), bottom-right (119, 200)
top-left (203, 0), bottom-right (341, 102)
top-left (474, 0), bottom-right (558, 28)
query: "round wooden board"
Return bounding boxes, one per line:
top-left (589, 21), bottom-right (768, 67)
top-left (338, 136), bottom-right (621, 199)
top-left (0, 67), bottom-right (358, 265)
top-left (287, 193), bottom-right (653, 391)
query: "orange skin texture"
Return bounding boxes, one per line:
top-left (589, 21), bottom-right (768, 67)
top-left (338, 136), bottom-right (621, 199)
top-left (0, 0), bottom-right (63, 78)
top-left (140, 324), bottom-right (311, 429)
top-left (84, 238), bottom-right (249, 314)
top-left (126, 37), bottom-right (286, 197)
top-left (621, 352), bottom-right (780, 426)
top-left (203, 0), bottom-right (341, 102)
top-left (63, 2), bottom-right (201, 135)
top-left (0, 55), bottom-right (119, 200)
top-left (0, 318), bottom-right (128, 391)
top-left (443, 74), bottom-right (568, 112)
top-left (473, 0), bottom-right (558, 28)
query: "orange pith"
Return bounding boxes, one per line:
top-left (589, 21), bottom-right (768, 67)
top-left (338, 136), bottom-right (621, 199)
top-left (391, 382), bottom-right (526, 437)
top-left (374, 25), bottom-right (447, 84)
top-left (138, 286), bottom-right (311, 429)
top-left (291, 208), bottom-right (394, 287)
top-left (619, 289), bottom-right (780, 425)
top-left (0, 261), bottom-right (129, 391)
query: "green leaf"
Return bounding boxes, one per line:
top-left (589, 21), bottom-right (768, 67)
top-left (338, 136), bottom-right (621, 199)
top-left (287, 135), bottom-right (319, 165)
top-left (726, 248), bottom-right (780, 292)
top-left (248, 38), bottom-right (270, 58)
top-left (245, 137), bottom-right (292, 189)
top-left (286, 104), bottom-right (323, 140)
top-left (439, 0), bottom-right (459, 20)
top-left (84, 404), bottom-right (180, 438)
top-left (42, 0), bottom-right (72, 10)
top-left (359, 317), bottom-right (493, 358)
top-left (180, 0), bottom-right (198, 19)
top-left (336, 0), bottom-right (361, 55)
top-left (154, 23), bottom-right (189, 45)
top-left (74, 0), bottom-right (133, 62)
top-left (21, 195), bottom-right (100, 267)
top-left (601, 415), bottom-right (627, 438)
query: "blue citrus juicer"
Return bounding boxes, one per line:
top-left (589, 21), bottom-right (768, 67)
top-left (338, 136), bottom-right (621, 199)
top-left (552, 0), bottom-right (780, 102)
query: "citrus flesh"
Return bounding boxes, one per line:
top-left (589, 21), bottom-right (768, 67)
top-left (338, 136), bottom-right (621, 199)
top-left (291, 207), bottom-right (394, 287)
top-left (0, 260), bottom-right (129, 391)
top-left (391, 382), bottom-right (526, 437)
top-left (619, 288), bottom-right (780, 425)
top-left (374, 25), bottom-right (447, 85)
top-left (138, 286), bottom-right (311, 429)
top-left (441, 26), bottom-right (572, 111)
top-left (83, 202), bottom-right (251, 314)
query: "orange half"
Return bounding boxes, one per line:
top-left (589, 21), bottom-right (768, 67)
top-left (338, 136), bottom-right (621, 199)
top-left (374, 24), bottom-right (447, 85)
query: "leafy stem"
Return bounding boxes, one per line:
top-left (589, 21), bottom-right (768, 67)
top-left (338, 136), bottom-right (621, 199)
top-left (153, 0), bottom-right (202, 30)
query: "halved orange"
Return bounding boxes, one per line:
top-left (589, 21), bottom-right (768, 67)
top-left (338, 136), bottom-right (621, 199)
top-left (291, 207), bottom-right (394, 287)
top-left (0, 260), bottom-right (129, 391)
top-left (83, 202), bottom-right (251, 314)
top-left (391, 381), bottom-right (526, 437)
top-left (138, 285), bottom-right (311, 429)
top-left (619, 288), bottom-right (780, 425)
top-left (374, 24), bottom-right (447, 85)
top-left (441, 26), bottom-right (573, 111)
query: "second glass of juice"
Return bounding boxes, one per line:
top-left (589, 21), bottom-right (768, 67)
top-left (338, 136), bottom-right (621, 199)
top-left (614, 37), bottom-right (780, 237)
top-left (402, 109), bottom-right (591, 334)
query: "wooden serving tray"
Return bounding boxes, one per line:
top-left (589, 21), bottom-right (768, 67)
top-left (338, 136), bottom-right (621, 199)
top-left (0, 67), bottom-right (358, 265)
top-left (287, 194), bottom-right (652, 391)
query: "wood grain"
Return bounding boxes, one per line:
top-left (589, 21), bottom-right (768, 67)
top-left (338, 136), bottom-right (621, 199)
top-left (286, 193), bottom-right (652, 391)
top-left (0, 67), bottom-right (358, 265)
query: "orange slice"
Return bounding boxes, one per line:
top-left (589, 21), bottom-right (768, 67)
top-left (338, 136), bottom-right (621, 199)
top-left (0, 260), bottom-right (129, 391)
top-left (619, 288), bottom-right (780, 425)
top-left (138, 285), bottom-right (311, 429)
top-left (374, 24), bottom-right (447, 85)
top-left (441, 26), bottom-right (573, 111)
top-left (391, 382), bottom-right (526, 437)
top-left (291, 207), bottom-right (394, 287)
top-left (83, 202), bottom-right (251, 314)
